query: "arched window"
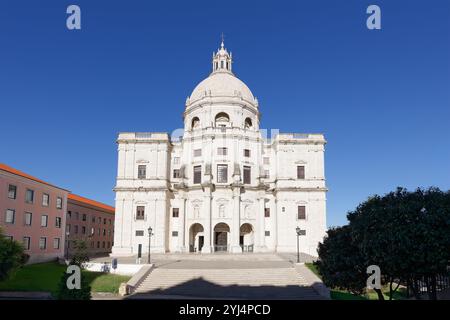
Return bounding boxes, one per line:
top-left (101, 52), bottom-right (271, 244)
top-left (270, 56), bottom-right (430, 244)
top-left (244, 117), bottom-right (253, 129)
top-left (215, 112), bottom-right (230, 127)
top-left (191, 117), bottom-right (200, 130)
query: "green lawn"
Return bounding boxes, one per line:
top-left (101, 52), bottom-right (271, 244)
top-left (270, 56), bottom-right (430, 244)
top-left (0, 262), bottom-right (131, 296)
top-left (305, 262), bottom-right (407, 300)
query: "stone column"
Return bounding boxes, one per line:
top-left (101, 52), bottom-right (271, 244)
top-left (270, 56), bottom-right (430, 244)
top-left (274, 199), bottom-right (279, 251)
top-left (231, 186), bottom-right (242, 253)
top-left (257, 194), bottom-right (266, 251)
top-left (178, 193), bottom-right (186, 252)
top-left (201, 186), bottom-right (213, 253)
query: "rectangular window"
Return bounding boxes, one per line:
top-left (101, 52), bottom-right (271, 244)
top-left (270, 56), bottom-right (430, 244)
top-left (55, 217), bottom-right (62, 228)
top-left (135, 230), bottom-right (144, 236)
top-left (25, 189), bottom-right (34, 203)
top-left (297, 166), bottom-right (305, 179)
top-left (173, 169), bottom-right (180, 178)
top-left (138, 165), bottom-right (146, 179)
top-left (5, 209), bottom-right (15, 224)
top-left (194, 149), bottom-right (202, 157)
top-left (92, 216), bottom-right (95, 223)
top-left (265, 231), bottom-right (270, 236)
top-left (23, 237), bottom-right (30, 250)
top-left (56, 197), bottom-right (63, 209)
top-left (243, 166), bottom-right (251, 184)
top-left (244, 149), bottom-right (250, 157)
top-left (91, 227), bottom-right (94, 235)
top-left (109, 219), bottom-right (112, 225)
top-left (24, 212), bottom-right (32, 226)
top-left (217, 164), bottom-right (228, 183)
top-left (82, 214), bottom-right (86, 221)
top-left (264, 208), bottom-right (270, 218)
top-left (102, 242), bottom-right (106, 248)
top-left (172, 231), bottom-right (178, 237)
top-left (39, 237), bottom-right (46, 250)
top-left (40, 215), bottom-right (48, 227)
top-left (97, 228), bottom-right (100, 235)
top-left (172, 208), bottom-right (179, 218)
top-left (82, 226), bottom-right (86, 234)
top-left (97, 241), bottom-right (100, 248)
top-left (42, 193), bottom-right (49, 207)
top-left (136, 206), bottom-right (145, 220)
top-left (53, 238), bottom-right (60, 249)
top-left (67, 224), bottom-right (71, 233)
top-left (74, 225), bottom-right (79, 234)
top-left (263, 157), bottom-right (270, 165)
top-left (67, 211), bottom-right (72, 219)
top-left (298, 206), bottom-right (306, 220)
top-left (263, 170), bottom-right (270, 179)
top-left (75, 212), bottom-right (79, 220)
top-left (8, 185), bottom-right (17, 199)
top-left (193, 166), bottom-right (202, 184)
top-left (98, 217), bottom-right (101, 224)
top-left (103, 229), bottom-right (106, 236)
top-left (103, 218), bottom-right (107, 224)
top-left (107, 242), bottom-right (110, 248)
top-left (217, 147), bottom-right (228, 156)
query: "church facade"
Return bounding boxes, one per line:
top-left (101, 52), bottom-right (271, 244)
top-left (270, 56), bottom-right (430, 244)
top-left (112, 42), bottom-right (327, 256)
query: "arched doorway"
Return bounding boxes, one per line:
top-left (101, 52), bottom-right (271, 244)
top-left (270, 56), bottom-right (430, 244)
top-left (240, 223), bottom-right (254, 252)
top-left (213, 223), bottom-right (230, 252)
top-left (189, 223), bottom-right (204, 253)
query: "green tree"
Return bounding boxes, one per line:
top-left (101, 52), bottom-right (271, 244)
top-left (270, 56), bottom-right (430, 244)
top-left (348, 187), bottom-right (450, 300)
top-left (0, 227), bottom-right (27, 281)
top-left (315, 225), bottom-right (367, 296)
top-left (70, 239), bottom-right (89, 268)
top-left (316, 187), bottom-right (450, 300)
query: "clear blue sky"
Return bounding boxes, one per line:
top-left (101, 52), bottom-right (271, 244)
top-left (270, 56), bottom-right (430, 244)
top-left (1, 0), bottom-right (449, 227)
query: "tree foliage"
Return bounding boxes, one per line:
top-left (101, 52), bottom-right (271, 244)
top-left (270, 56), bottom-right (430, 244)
top-left (315, 225), bottom-right (367, 295)
top-left (0, 227), bottom-right (28, 281)
top-left (316, 187), bottom-right (450, 300)
top-left (70, 239), bottom-right (90, 269)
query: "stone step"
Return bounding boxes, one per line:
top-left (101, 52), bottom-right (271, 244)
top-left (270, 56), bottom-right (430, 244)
top-left (134, 267), bottom-right (322, 299)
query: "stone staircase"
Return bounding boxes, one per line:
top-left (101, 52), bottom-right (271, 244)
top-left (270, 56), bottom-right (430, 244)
top-left (131, 267), bottom-right (324, 299)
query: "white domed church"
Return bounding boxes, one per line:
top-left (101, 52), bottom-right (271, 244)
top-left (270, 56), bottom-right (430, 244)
top-left (112, 41), bottom-right (327, 256)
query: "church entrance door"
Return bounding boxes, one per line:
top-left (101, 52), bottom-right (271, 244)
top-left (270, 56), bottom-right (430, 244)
top-left (198, 236), bottom-right (204, 252)
top-left (213, 222), bottom-right (230, 252)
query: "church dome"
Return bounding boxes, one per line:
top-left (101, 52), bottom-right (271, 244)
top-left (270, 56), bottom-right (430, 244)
top-left (189, 72), bottom-right (255, 103)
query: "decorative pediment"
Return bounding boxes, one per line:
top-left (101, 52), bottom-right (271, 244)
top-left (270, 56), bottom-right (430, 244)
top-left (191, 199), bottom-right (203, 206)
top-left (136, 159), bottom-right (149, 164)
top-left (216, 198), bottom-right (229, 205)
top-left (294, 160), bottom-right (307, 164)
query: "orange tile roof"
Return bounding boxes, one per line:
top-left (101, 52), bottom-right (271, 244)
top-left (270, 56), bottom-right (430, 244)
top-left (68, 193), bottom-right (115, 214)
top-left (0, 163), bottom-right (69, 191)
top-left (0, 163), bottom-right (114, 214)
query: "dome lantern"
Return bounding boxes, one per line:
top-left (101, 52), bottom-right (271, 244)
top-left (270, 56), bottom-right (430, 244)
top-left (212, 36), bottom-right (232, 74)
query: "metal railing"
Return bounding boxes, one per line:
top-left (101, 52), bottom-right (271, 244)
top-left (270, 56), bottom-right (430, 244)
top-left (240, 244), bottom-right (254, 252)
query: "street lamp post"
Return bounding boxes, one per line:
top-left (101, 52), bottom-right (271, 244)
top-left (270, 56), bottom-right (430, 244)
top-left (295, 227), bottom-right (306, 263)
top-left (147, 227), bottom-right (153, 264)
